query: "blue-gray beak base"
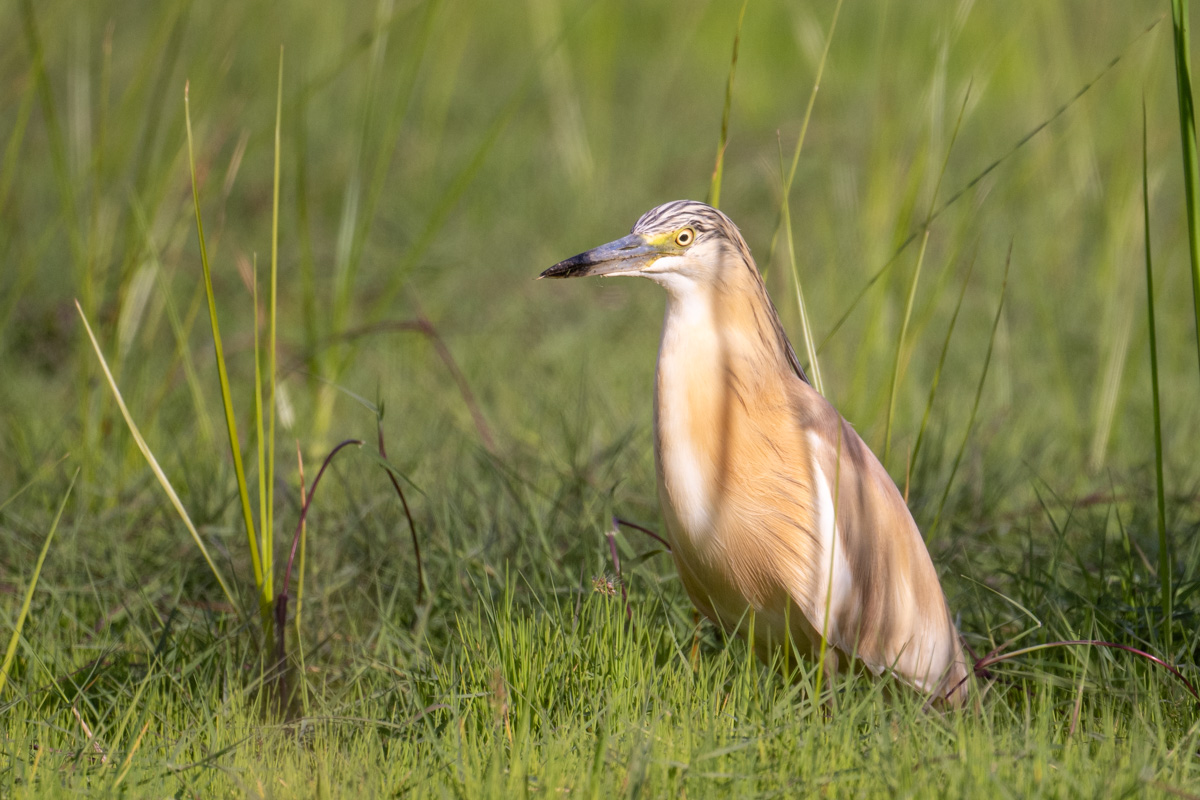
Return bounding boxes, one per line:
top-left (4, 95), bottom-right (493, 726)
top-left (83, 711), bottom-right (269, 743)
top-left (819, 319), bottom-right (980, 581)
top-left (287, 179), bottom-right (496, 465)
top-left (539, 234), bottom-right (663, 279)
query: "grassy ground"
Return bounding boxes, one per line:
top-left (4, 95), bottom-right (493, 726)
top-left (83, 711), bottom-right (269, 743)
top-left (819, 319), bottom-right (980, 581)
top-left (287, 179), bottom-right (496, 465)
top-left (2, 0), bottom-right (1200, 796)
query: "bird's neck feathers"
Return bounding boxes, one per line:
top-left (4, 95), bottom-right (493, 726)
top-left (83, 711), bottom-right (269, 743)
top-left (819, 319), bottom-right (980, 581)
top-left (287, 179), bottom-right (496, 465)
top-left (657, 259), bottom-right (795, 386)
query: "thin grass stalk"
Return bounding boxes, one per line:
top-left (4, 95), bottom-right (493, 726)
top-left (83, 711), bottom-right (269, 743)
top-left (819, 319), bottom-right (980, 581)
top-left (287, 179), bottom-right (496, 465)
top-left (110, 719), bottom-right (150, 789)
top-left (129, 196), bottom-right (216, 445)
top-left (778, 140), bottom-right (824, 394)
top-left (929, 246), bottom-right (1010, 537)
top-left (104, 656), bottom-right (156, 789)
top-left (0, 454), bottom-right (69, 517)
top-left (252, 258), bottom-right (270, 600)
top-left (765, 0), bottom-right (844, 274)
top-left (0, 471), bottom-right (76, 696)
top-left (911, 252), bottom-right (976, 468)
top-left (883, 230), bottom-right (928, 466)
top-left (77, 301), bottom-right (237, 609)
top-left (294, 441), bottom-right (308, 639)
top-left (816, 21), bottom-right (1158, 357)
top-left (185, 84), bottom-right (268, 629)
top-left (707, 0), bottom-right (749, 209)
top-left (1171, 0), bottom-right (1200, 383)
top-left (293, 442), bottom-right (313, 713)
top-left (1143, 102), bottom-right (1171, 652)
top-left (884, 85), bottom-right (969, 467)
top-left (0, 78), bottom-right (35, 219)
top-left (267, 48), bottom-right (283, 606)
top-left (276, 439), bottom-right (363, 708)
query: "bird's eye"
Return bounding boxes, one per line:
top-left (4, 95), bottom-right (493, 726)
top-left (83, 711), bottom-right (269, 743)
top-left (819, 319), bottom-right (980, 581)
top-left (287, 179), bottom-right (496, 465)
top-left (675, 228), bottom-right (695, 247)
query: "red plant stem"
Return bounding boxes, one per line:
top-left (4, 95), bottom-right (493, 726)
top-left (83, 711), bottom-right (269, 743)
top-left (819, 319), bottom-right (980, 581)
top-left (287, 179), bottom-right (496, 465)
top-left (954, 639), bottom-right (1200, 704)
top-left (606, 521), bottom-right (631, 621)
top-left (613, 517), bottom-right (671, 551)
top-left (378, 421), bottom-right (425, 605)
top-left (281, 439), bottom-right (363, 595)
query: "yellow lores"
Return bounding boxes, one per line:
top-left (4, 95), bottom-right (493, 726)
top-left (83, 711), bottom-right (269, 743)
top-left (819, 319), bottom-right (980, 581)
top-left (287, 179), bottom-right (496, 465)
top-left (541, 200), bottom-right (969, 704)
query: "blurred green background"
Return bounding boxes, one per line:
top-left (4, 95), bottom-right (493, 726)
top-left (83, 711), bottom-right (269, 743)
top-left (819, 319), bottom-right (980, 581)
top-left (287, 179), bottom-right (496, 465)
top-left (2, 1), bottom-right (1193, 492)
top-left (2, 0), bottom-right (1199, 795)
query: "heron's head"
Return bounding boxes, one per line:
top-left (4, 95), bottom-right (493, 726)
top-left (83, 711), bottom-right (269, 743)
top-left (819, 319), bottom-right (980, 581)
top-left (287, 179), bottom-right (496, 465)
top-left (540, 200), bottom-right (754, 289)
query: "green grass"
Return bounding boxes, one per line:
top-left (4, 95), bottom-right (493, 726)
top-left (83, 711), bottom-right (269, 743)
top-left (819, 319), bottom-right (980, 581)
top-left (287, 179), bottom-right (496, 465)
top-left (2, 0), bottom-right (1200, 796)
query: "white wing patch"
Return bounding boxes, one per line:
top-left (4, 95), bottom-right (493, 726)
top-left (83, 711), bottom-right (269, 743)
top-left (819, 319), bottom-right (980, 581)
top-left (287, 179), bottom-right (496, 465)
top-left (807, 434), bottom-right (854, 650)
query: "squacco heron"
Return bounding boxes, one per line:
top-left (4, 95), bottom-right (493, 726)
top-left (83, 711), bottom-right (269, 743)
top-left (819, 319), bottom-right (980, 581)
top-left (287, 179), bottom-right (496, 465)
top-left (541, 200), bottom-right (969, 704)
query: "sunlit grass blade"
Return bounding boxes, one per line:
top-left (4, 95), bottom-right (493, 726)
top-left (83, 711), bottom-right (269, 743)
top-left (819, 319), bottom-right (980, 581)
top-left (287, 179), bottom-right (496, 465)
top-left (883, 230), bottom-right (926, 467)
top-left (266, 47), bottom-right (283, 608)
top-left (106, 657), bottom-right (157, 790)
top-left (293, 440), bottom-right (311, 715)
top-left (294, 440), bottom-right (308, 637)
top-left (884, 83), bottom-right (970, 467)
top-left (929, 246), bottom-right (1010, 537)
top-left (76, 301), bottom-right (237, 610)
top-left (129, 195), bottom-right (216, 446)
top-left (816, 19), bottom-right (1159, 357)
top-left (185, 83), bottom-right (268, 629)
top-left (1172, 0), bottom-right (1200, 385)
top-left (765, 0), bottom-right (844, 275)
top-left (707, 0), bottom-right (749, 210)
top-left (253, 256), bottom-right (270, 600)
top-left (1143, 101), bottom-right (1170, 653)
top-left (0, 470), bottom-right (76, 697)
top-left (911, 252), bottom-right (976, 469)
top-left (777, 139), bottom-right (823, 394)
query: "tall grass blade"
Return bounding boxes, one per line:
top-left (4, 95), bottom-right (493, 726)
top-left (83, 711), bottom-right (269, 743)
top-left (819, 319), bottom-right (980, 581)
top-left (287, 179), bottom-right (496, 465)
top-left (129, 196), bottom-right (216, 446)
top-left (778, 140), bottom-right (823, 394)
top-left (76, 301), bottom-right (237, 609)
top-left (766, 0), bottom-right (844, 392)
top-left (1171, 0), bottom-right (1200, 383)
top-left (911, 252), bottom-right (976, 469)
top-left (929, 246), bottom-right (1010, 537)
top-left (816, 19), bottom-right (1159, 356)
top-left (883, 230), bottom-right (927, 466)
top-left (883, 84), bottom-right (969, 467)
top-left (0, 454), bottom-right (70, 517)
top-left (0, 470), bottom-right (76, 697)
top-left (253, 257), bottom-right (270, 600)
top-left (766, 0), bottom-right (845, 275)
top-left (185, 83), bottom-right (268, 628)
top-left (0, 78), bottom-right (35, 219)
top-left (267, 48), bottom-right (283, 607)
top-left (1143, 102), bottom-right (1171, 652)
top-left (707, 0), bottom-right (749, 210)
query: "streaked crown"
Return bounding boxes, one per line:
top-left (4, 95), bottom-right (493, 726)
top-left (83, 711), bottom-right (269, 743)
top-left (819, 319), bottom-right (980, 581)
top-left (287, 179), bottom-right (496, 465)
top-left (632, 200), bottom-right (754, 264)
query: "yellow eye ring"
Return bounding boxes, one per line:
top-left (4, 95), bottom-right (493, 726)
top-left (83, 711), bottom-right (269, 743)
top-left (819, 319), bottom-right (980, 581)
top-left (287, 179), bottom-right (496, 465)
top-left (675, 228), bottom-right (695, 247)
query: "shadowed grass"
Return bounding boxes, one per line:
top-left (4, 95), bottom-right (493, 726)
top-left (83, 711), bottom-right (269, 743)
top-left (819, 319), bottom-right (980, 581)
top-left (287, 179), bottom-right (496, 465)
top-left (0, 471), bottom-right (74, 697)
top-left (76, 300), bottom-right (237, 609)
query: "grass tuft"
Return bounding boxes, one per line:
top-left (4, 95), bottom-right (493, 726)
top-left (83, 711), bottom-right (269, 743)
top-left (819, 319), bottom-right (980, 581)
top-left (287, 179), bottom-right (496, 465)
top-left (0, 471), bottom-right (75, 697)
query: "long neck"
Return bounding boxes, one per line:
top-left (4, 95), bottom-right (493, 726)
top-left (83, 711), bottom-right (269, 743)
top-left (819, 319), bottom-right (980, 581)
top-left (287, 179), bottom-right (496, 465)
top-left (652, 270), bottom-right (794, 536)
top-left (655, 269), bottom-right (794, 402)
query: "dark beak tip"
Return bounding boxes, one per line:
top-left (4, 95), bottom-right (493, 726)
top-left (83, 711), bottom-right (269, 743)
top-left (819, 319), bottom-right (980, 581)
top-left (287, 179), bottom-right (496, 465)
top-left (539, 258), bottom-right (587, 280)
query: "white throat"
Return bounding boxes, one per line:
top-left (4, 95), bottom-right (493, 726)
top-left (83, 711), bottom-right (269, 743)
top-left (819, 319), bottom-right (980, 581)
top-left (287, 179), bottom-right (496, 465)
top-left (653, 278), bottom-right (721, 542)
